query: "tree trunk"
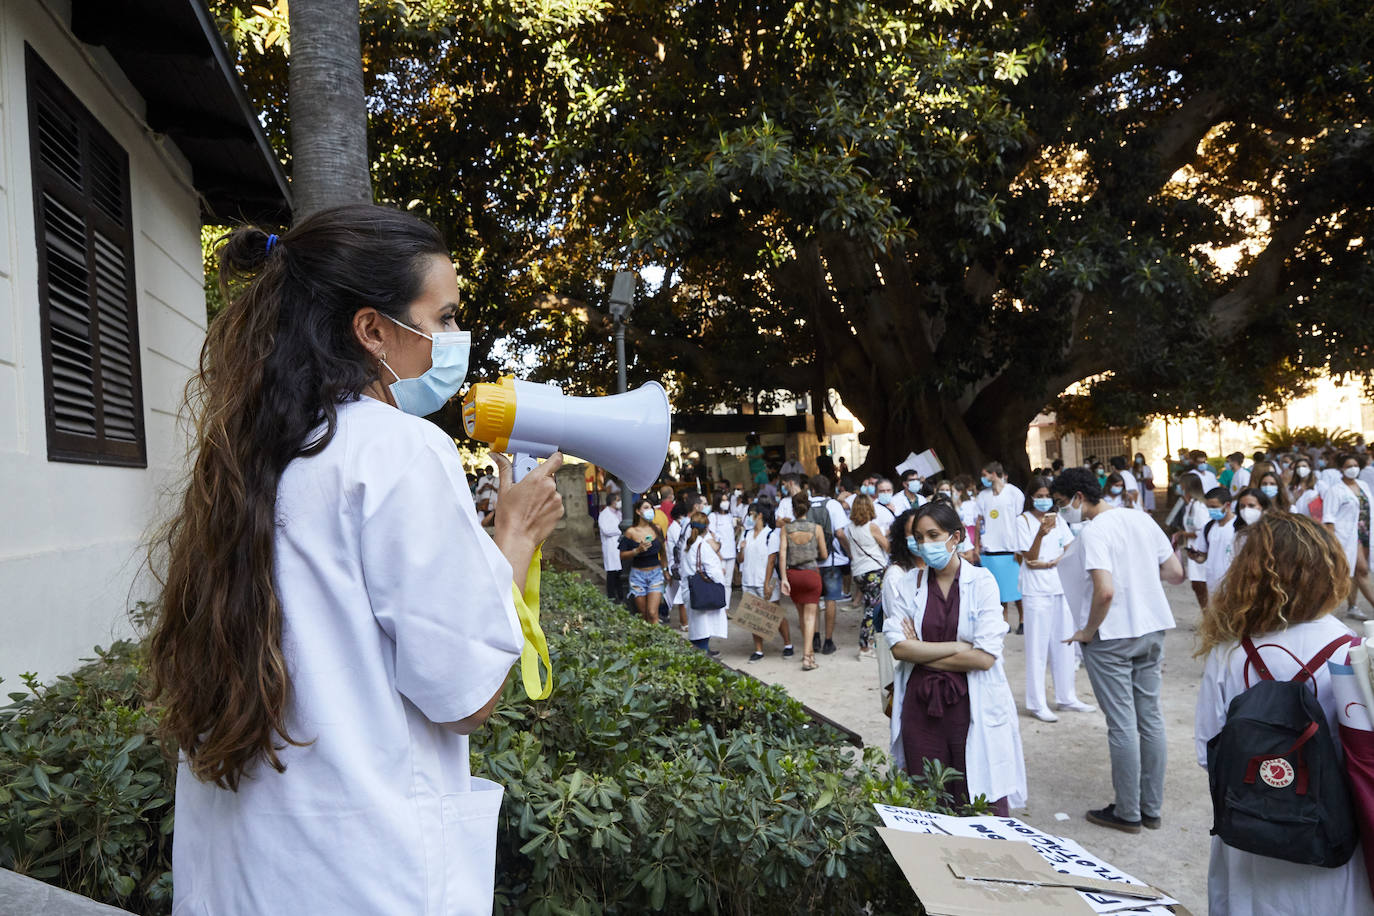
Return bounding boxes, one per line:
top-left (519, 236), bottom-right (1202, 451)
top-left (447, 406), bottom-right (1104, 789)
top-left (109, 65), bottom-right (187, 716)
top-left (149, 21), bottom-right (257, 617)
top-left (288, 0), bottom-right (371, 221)
top-left (785, 233), bottom-right (1048, 486)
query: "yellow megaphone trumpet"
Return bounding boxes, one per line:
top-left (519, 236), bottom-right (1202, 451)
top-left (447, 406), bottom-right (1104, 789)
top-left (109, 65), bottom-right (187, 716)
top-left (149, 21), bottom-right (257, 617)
top-left (461, 377), bottom-right (672, 700)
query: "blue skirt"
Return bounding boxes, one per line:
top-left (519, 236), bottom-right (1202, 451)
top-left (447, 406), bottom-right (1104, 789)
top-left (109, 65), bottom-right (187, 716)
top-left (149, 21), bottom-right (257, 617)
top-left (981, 553), bottom-right (1022, 602)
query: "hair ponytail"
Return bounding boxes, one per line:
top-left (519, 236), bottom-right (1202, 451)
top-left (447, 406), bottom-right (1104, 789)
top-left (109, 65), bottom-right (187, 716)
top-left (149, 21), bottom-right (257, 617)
top-left (148, 204), bottom-right (448, 790)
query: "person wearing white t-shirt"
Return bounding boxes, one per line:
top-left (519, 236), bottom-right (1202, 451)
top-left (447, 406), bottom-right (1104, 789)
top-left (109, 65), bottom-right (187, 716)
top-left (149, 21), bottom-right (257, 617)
top-left (1225, 453), bottom-right (1251, 495)
top-left (1051, 468), bottom-right (1185, 833)
top-left (1015, 479), bottom-right (1094, 722)
top-left (975, 461), bottom-right (1025, 624)
top-left (739, 503), bottom-right (792, 662)
top-left (1196, 488), bottom-right (1239, 596)
top-left (1110, 456), bottom-right (1143, 511)
top-left (873, 477), bottom-right (901, 525)
top-left (890, 469), bottom-right (925, 514)
top-left (154, 209), bottom-right (565, 915)
top-left (1187, 450), bottom-right (1220, 491)
top-left (779, 454), bottom-right (805, 476)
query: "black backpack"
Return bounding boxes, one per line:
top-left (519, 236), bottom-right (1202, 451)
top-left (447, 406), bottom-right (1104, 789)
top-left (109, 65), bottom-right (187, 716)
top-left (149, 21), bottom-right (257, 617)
top-left (1206, 634), bottom-right (1358, 867)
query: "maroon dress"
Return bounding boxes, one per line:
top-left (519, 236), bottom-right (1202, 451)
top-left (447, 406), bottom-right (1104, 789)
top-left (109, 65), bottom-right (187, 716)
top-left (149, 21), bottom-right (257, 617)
top-left (900, 569), bottom-right (1008, 815)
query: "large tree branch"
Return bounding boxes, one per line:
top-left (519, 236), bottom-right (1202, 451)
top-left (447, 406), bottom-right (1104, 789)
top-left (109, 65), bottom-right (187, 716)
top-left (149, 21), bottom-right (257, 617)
top-left (1207, 207), bottom-right (1317, 340)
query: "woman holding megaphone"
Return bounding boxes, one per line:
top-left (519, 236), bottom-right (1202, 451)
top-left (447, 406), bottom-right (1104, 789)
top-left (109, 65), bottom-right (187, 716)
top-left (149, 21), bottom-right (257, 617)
top-left (148, 204), bottom-right (564, 915)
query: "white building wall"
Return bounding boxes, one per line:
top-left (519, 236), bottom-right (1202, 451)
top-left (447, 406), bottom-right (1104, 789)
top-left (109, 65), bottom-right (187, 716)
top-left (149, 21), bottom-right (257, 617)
top-left (0, 1), bottom-right (205, 688)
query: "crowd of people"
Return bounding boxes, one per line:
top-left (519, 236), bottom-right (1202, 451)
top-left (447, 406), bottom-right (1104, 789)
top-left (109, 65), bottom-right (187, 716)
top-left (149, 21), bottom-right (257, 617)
top-left (585, 440), bottom-right (1374, 914)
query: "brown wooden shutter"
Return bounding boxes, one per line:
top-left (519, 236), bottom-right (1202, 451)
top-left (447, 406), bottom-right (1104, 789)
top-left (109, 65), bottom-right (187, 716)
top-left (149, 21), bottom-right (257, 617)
top-left (27, 45), bottom-right (145, 466)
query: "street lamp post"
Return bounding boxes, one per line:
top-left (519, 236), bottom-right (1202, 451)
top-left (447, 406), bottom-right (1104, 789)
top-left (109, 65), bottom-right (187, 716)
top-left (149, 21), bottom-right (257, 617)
top-left (608, 270), bottom-right (636, 395)
top-left (607, 270), bottom-right (637, 531)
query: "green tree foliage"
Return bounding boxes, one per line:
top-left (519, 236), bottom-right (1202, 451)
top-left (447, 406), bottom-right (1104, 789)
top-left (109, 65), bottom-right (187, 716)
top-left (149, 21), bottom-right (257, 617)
top-left (213, 1), bottom-right (1374, 477)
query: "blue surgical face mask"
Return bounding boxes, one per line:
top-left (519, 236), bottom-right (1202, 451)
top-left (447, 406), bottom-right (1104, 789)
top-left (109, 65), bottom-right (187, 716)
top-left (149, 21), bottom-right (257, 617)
top-left (906, 480), bottom-right (920, 493)
top-left (1208, 507), bottom-right (1226, 521)
top-left (918, 536), bottom-right (955, 570)
top-left (877, 492), bottom-right (893, 506)
top-left (1033, 497), bottom-right (1053, 513)
top-left (905, 535), bottom-right (920, 554)
top-left (1110, 485), bottom-right (1123, 495)
top-left (980, 476), bottom-right (992, 488)
top-left (640, 507), bottom-right (655, 521)
top-left (860, 484), bottom-right (876, 496)
top-left (1317, 459), bottom-right (1327, 469)
top-left (1261, 484), bottom-right (1279, 499)
top-left (380, 316), bottom-right (471, 417)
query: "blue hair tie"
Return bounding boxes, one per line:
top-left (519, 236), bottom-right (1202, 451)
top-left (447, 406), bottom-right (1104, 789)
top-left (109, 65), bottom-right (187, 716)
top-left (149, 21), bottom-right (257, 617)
top-left (265, 233), bottom-right (279, 254)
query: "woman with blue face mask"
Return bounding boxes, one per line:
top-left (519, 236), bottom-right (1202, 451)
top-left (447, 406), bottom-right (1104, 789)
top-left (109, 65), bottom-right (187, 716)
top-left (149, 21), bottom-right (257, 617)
top-left (149, 205), bottom-right (565, 914)
top-left (882, 503), bottom-right (1026, 814)
top-left (1015, 479), bottom-right (1094, 722)
top-left (1256, 469), bottom-right (1289, 512)
top-left (619, 498), bottom-right (670, 624)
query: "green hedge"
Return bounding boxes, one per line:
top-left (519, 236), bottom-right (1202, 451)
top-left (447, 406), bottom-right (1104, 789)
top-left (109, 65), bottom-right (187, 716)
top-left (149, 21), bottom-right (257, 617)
top-left (1, 571), bottom-right (959, 913)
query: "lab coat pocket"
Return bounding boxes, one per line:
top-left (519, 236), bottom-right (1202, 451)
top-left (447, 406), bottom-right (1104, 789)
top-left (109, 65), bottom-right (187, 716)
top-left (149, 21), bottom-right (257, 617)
top-left (440, 776), bottom-right (505, 915)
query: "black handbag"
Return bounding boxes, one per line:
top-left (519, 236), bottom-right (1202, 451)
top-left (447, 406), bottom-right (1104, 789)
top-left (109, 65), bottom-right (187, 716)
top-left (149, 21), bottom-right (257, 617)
top-left (688, 541), bottom-right (727, 610)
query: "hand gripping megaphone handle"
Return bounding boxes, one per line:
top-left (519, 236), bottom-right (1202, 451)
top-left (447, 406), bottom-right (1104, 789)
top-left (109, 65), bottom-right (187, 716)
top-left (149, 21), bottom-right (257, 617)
top-left (510, 452), bottom-right (541, 483)
top-left (498, 450), bottom-right (553, 701)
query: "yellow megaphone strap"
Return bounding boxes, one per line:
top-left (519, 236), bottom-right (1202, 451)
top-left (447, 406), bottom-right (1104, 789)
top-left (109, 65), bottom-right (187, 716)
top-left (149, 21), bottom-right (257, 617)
top-left (511, 547), bottom-right (553, 700)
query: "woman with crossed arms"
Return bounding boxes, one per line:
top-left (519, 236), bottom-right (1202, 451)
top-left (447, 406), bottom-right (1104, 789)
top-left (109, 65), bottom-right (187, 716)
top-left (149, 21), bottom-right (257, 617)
top-left (883, 502), bottom-right (1026, 813)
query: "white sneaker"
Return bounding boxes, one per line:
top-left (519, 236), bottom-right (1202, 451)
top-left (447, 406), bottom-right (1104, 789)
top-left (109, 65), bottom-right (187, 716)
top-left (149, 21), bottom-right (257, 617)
top-left (1348, 607), bottom-right (1371, 622)
top-left (1031, 709), bottom-right (1059, 723)
top-left (1057, 701), bottom-right (1097, 713)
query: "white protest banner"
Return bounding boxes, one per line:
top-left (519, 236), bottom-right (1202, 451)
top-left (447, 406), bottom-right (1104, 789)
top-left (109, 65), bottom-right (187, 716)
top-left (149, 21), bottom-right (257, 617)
top-left (913, 448), bottom-right (943, 479)
top-left (734, 592), bottom-right (788, 640)
top-left (895, 449), bottom-right (944, 480)
top-left (873, 806), bottom-right (1177, 915)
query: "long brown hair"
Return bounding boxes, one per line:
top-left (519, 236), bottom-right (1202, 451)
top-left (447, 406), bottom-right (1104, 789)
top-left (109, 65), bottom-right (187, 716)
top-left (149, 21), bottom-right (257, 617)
top-left (1196, 512), bottom-right (1350, 655)
top-left (148, 205), bottom-right (448, 789)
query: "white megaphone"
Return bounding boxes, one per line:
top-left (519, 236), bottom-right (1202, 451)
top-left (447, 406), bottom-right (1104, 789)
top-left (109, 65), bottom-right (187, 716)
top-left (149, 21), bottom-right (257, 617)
top-left (461, 376), bottom-right (671, 492)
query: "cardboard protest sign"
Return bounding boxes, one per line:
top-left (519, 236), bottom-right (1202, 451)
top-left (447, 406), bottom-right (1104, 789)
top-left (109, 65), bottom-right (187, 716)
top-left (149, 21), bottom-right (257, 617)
top-left (877, 829), bottom-right (1089, 915)
top-left (873, 806), bottom-right (1178, 915)
top-left (734, 592), bottom-right (787, 639)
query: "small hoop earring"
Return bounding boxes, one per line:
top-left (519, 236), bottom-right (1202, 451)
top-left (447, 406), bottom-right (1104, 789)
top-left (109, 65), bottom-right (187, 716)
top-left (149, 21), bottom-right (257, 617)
top-left (381, 351), bottom-right (387, 361)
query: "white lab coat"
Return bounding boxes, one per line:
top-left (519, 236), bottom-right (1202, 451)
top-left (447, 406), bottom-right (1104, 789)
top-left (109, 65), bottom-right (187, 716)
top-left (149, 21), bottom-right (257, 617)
top-left (882, 562), bottom-right (1027, 809)
top-left (709, 510), bottom-right (738, 560)
top-left (1322, 478), bottom-right (1373, 570)
top-left (598, 505), bottom-right (623, 571)
top-left (681, 536), bottom-right (729, 639)
top-left (173, 396), bottom-right (522, 916)
top-left (1182, 499), bottom-right (1211, 582)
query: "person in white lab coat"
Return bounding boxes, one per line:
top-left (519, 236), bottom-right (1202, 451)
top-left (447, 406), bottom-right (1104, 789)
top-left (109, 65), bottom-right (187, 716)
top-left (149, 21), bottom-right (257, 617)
top-left (598, 491), bottom-right (624, 601)
top-left (708, 490), bottom-right (740, 595)
top-left (679, 511), bottom-right (729, 655)
top-left (1325, 455), bottom-right (1374, 619)
top-left (149, 205), bottom-right (565, 915)
top-left (883, 501), bottom-right (1027, 814)
top-left (1173, 473), bottom-right (1213, 610)
top-left (1194, 512), bottom-right (1373, 916)
top-left (1014, 479), bottom-right (1093, 722)
top-left (1133, 453), bottom-right (1156, 512)
top-left (1288, 455), bottom-right (1320, 517)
